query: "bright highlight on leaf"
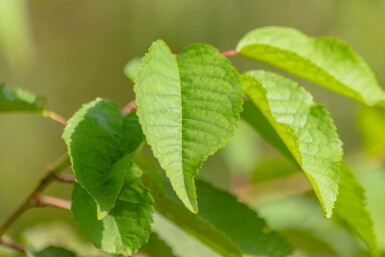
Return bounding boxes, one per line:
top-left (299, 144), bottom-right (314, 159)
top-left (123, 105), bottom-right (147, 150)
top-left (242, 71), bottom-right (343, 217)
top-left (335, 164), bottom-right (380, 257)
top-left (72, 165), bottom-right (154, 256)
top-left (237, 26), bottom-right (385, 106)
top-left (63, 99), bottom-right (144, 218)
top-left (135, 40), bottom-right (243, 212)
top-left (0, 84), bottom-right (46, 113)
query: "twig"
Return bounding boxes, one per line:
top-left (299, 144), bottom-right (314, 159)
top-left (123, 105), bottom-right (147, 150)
top-left (0, 154), bottom-right (70, 236)
top-left (42, 110), bottom-right (68, 126)
top-left (55, 173), bottom-right (76, 183)
top-left (33, 194), bottom-right (71, 210)
top-left (122, 99), bottom-right (137, 115)
top-left (221, 49), bottom-right (238, 57)
top-left (0, 238), bottom-right (25, 253)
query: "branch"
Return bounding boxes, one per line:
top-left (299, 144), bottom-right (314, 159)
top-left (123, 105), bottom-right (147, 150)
top-left (0, 154), bottom-right (70, 236)
top-left (0, 238), bottom-right (25, 253)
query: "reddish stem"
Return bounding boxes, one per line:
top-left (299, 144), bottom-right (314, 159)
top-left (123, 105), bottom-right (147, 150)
top-left (221, 49), bottom-right (238, 57)
top-left (0, 238), bottom-right (25, 253)
top-left (122, 100), bottom-right (137, 114)
top-left (33, 194), bottom-right (71, 210)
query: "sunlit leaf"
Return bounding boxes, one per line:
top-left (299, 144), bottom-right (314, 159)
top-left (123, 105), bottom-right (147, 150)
top-left (242, 71), bottom-right (342, 217)
top-left (237, 26), bottom-right (385, 106)
top-left (135, 40), bottom-right (243, 212)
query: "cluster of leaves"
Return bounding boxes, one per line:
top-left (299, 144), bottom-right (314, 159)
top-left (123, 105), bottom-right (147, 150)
top-left (1, 26), bottom-right (384, 257)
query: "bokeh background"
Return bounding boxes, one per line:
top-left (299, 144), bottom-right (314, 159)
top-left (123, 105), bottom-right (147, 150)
top-left (1, 0), bottom-right (385, 256)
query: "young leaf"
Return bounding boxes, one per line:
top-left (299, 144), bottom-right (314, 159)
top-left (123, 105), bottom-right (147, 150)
top-left (335, 164), bottom-right (380, 257)
top-left (141, 233), bottom-right (178, 257)
top-left (242, 71), bottom-right (343, 217)
top-left (124, 57), bottom-right (141, 83)
top-left (63, 99), bottom-right (143, 218)
top-left (137, 158), bottom-right (292, 257)
top-left (0, 84), bottom-right (46, 113)
top-left (27, 246), bottom-right (76, 257)
top-left (237, 26), bottom-right (385, 106)
top-left (135, 40), bottom-right (243, 212)
top-left (71, 165), bottom-right (154, 256)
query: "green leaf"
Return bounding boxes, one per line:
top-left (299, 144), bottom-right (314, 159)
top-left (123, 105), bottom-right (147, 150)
top-left (252, 158), bottom-right (298, 183)
top-left (0, 84), bottom-right (46, 113)
top-left (27, 246), bottom-right (76, 257)
top-left (137, 157), bottom-right (292, 257)
top-left (141, 233), bottom-right (178, 257)
top-left (63, 99), bottom-right (143, 218)
top-left (335, 164), bottom-right (380, 257)
top-left (242, 71), bottom-right (343, 217)
top-left (237, 26), bottom-right (385, 106)
top-left (71, 165), bottom-right (154, 256)
top-left (356, 106), bottom-right (385, 156)
top-left (124, 57), bottom-right (141, 83)
top-left (196, 180), bottom-right (293, 257)
top-left (135, 40), bottom-right (243, 212)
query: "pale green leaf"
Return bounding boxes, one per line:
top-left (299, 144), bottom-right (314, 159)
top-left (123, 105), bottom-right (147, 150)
top-left (141, 233), bottom-right (178, 257)
top-left (252, 158), bottom-right (298, 183)
top-left (242, 71), bottom-right (343, 217)
top-left (356, 106), bottom-right (385, 155)
top-left (135, 40), bottom-right (243, 212)
top-left (124, 57), bottom-right (141, 83)
top-left (72, 165), bottom-right (154, 256)
top-left (63, 99), bottom-right (143, 218)
top-left (27, 246), bottom-right (76, 257)
top-left (0, 84), bottom-right (46, 113)
top-left (137, 157), bottom-right (292, 257)
top-left (237, 26), bottom-right (385, 106)
top-left (335, 164), bottom-right (380, 257)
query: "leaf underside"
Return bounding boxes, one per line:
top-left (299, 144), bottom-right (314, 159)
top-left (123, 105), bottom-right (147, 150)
top-left (237, 26), bottom-right (385, 106)
top-left (63, 99), bottom-right (143, 218)
top-left (0, 84), bottom-right (46, 113)
top-left (135, 40), bottom-right (243, 212)
top-left (72, 165), bottom-right (154, 256)
top-left (242, 71), bottom-right (343, 217)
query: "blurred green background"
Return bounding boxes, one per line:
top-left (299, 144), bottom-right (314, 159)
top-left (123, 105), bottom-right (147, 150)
top-left (1, 0), bottom-right (385, 256)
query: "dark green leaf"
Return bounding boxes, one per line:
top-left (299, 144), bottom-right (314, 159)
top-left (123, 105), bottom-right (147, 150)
top-left (71, 165), bottom-right (154, 256)
top-left (27, 246), bottom-right (76, 257)
top-left (141, 233), bottom-right (178, 257)
top-left (63, 99), bottom-right (143, 218)
top-left (137, 157), bottom-right (292, 257)
top-left (0, 84), bottom-right (46, 113)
